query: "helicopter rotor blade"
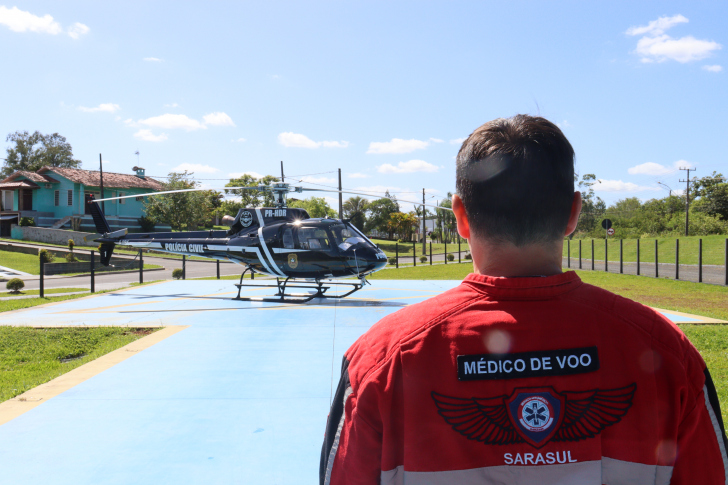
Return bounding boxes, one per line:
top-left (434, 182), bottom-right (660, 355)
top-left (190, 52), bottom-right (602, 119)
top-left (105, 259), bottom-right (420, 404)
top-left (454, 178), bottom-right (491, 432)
top-left (94, 185), bottom-right (272, 203)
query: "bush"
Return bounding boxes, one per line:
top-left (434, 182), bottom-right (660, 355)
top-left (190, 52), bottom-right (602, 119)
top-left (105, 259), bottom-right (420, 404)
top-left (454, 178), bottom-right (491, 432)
top-left (172, 268), bottom-right (184, 280)
top-left (65, 252), bottom-right (77, 263)
top-left (464, 252), bottom-right (472, 260)
top-left (19, 217), bottom-right (35, 227)
top-left (420, 256), bottom-right (428, 263)
top-left (67, 239), bottom-right (75, 251)
top-left (138, 216), bottom-right (156, 232)
top-left (6, 278), bottom-right (24, 293)
top-left (38, 249), bottom-right (55, 264)
top-left (388, 257), bottom-right (397, 265)
top-left (447, 254), bottom-right (455, 262)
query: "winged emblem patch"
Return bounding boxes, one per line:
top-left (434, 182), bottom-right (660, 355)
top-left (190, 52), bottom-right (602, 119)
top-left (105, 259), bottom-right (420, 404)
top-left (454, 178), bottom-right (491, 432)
top-left (432, 384), bottom-right (636, 449)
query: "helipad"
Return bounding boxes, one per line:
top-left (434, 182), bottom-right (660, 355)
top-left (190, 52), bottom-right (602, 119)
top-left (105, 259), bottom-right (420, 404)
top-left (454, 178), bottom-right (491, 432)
top-left (0, 280), bottom-right (721, 484)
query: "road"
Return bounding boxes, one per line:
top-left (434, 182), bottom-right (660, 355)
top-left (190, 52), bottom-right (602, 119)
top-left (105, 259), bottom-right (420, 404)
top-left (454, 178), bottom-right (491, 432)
top-left (562, 257), bottom-right (727, 286)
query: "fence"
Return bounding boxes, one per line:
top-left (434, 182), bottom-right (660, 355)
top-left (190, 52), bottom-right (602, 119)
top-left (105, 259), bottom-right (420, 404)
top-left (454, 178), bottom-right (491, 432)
top-left (564, 237), bottom-right (728, 286)
top-left (37, 250), bottom-right (237, 297)
top-left (389, 238), bottom-right (469, 268)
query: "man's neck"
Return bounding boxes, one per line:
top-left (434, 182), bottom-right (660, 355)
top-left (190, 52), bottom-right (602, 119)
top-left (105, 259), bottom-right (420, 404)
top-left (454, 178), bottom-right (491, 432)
top-left (468, 238), bottom-right (564, 278)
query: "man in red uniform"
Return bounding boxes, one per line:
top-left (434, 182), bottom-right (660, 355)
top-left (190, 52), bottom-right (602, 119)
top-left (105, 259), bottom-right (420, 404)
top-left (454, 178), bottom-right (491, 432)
top-left (320, 115), bottom-right (727, 484)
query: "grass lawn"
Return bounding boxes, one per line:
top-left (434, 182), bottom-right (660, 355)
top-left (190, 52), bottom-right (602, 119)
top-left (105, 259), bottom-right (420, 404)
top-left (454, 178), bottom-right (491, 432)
top-left (372, 263), bottom-right (728, 422)
top-left (0, 327), bottom-right (159, 402)
top-left (0, 250), bottom-right (162, 275)
top-left (1, 287), bottom-right (88, 297)
top-left (371, 238), bottom-right (470, 257)
top-left (564, 234), bottom-right (727, 266)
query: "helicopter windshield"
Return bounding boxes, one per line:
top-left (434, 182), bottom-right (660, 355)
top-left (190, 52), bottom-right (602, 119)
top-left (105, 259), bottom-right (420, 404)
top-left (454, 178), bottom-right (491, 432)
top-left (297, 227), bottom-right (331, 250)
top-left (330, 224), bottom-right (370, 251)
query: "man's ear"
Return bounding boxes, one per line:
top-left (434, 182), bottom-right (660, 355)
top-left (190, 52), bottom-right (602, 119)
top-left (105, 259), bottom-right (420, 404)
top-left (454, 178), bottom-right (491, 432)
top-left (452, 194), bottom-right (471, 240)
top-left (565, 191), bottom-right (582, 236)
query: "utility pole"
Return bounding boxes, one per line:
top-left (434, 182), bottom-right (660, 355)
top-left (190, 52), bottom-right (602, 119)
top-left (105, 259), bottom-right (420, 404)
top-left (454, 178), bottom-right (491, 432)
top-left (99, 154), bottom-right (105, 214)
top-left (338, 168), bottom-right (343, 220)
top-left (422, 188), bottom-right (427, 254)
top-left (679, 167), bottom-right (695, 237)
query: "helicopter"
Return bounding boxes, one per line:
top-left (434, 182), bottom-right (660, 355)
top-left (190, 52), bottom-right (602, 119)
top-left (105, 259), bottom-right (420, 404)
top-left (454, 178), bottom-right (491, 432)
top-left (86, 167), bottom-right (451, 303)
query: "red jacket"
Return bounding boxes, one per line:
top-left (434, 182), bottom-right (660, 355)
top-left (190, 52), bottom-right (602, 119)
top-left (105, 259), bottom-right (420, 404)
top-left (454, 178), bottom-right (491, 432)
top-left (320, 272), bottom-right (727, 484)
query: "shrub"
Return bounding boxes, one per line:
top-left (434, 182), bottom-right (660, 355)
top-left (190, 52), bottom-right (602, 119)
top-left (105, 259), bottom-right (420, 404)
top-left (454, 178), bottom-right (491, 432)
top-left (65, 252), bottom-right (77, 263)
top-left (447, 254), bottom-right (455, 262)
top-left (172, 268), bottom-right (184, 280)
top-left (6, 278), bottom-right (24, 293)
top-left (138, 216), bottom-right (156, 232)
top-left (67, 239), bottom-right (75, 251)
top-left (388, 257), bottom-right (397, 265)
top-left (464, 252), bottom-right (473, 260)
top-left (420, 256), bottom-right (428, 263)
top-left (19, 217), bottom-right (35, 227)
top-left (38, 249), bottom-right (55, 264)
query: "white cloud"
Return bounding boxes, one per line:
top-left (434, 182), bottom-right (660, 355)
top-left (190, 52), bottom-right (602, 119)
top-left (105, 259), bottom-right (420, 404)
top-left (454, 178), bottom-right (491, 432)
top-left (593, 179), bottom-right (661, 193)
top-left (626, 14), bottom-right (688, 37)
top-left (0, 6), bottom-right (62, 34)
top-left (556, 120), bottom-right (571, 129)
top-left (450, 137), bottom-right (467, 145)
top-left (78, 103), bottom-right (120, 113)
top-left (626, 15), bottom-right (721, 63)
top-left (229, 171), bottom-right (264, 179)
top-left (203, 112), bottom-right (235, 127)
top-left (367, 138), bottom-right (429, 154)
top-left (67, 22), bottom-right (89, 39)
top-left (133, 130), bottom-right (168, 142)
top-left (429, 138), bottom-right (444, 143)
top-left (173, 163), bottom-right (220, 174)
top-left (348, 172), bottom-right (369, 179)
top-left (164, 102), bottom-right (179, 108)
top-left (138, 113), bottom-right (206, 131)
top-left (0, 7), bottom-right (89, 39)
top-left (377, 160), bottom-right (439, 174)
top-left (277, 132), bottom-right (349, 149)
top-left (627, 159), bottom-right (694, 175)
top-left (231, 137), bottom-right (247, 143)
top-left (703, 64), bottom-right (723, 72)
top-left (144, 57), bottom-right (163, 62)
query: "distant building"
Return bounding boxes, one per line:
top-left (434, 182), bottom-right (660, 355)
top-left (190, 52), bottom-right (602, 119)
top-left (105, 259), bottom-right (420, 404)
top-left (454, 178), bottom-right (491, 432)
top-left (0, 166), bottom-right (168, 236)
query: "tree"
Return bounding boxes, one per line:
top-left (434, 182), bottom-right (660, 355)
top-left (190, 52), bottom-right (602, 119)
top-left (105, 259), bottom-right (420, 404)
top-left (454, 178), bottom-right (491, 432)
top-left (142, 171), bottom-right (215, 231)
top-left (224, 173), bottom-right (278, 208)
top-left (435, 193), bottom-right (457, 242)
top-left (575, 174), bottom-right (606, 235)
top-left (387, 212), bottom-right (418, 240)
top-left (366, 197), bottom-right (399, 236)
top-left (2, 131), bottom-right (81, 177)
top-left (692, 171), bottom-right (728, 221)
top-left (343, 196), bottom-right (369, 231)
top-left (288, 197), bottom-right (337, 218)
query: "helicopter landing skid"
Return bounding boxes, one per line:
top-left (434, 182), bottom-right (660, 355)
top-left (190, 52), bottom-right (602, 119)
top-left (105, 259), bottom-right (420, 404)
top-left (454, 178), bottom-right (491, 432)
top-left (233, 271), bottom-right (366, 304)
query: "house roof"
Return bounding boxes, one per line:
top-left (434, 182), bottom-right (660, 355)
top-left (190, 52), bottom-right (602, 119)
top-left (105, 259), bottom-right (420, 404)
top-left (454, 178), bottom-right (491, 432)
top-left (35, 167), bottom-right (164, 190)
top-left (1, 170), bottom-right (60, 184)
top-left (0, 180), bottom-right (40, 189)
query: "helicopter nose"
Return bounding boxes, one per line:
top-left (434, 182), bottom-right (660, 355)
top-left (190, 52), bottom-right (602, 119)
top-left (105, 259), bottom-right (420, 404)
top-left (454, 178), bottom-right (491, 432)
top-left (348, 247), bottom-right (387, 273)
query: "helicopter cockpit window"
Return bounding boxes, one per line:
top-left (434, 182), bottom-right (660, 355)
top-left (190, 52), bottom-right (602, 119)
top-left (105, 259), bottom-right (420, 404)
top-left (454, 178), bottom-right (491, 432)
top-left (330, 224), bottom-right (368, 251)
top-left (297, 227), bottom-right (330, 250)
top-left (282, 228), bottom-right (295, 249)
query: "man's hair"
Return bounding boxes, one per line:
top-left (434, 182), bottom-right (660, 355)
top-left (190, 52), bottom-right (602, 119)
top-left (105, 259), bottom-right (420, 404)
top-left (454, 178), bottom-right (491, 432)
top-left (456, 115), bottom-right (575, 246)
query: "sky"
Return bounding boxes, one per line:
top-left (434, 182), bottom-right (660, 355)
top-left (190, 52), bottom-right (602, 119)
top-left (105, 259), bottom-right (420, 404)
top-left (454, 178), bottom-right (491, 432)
top-left (1, 1), bottom-right (726, 211)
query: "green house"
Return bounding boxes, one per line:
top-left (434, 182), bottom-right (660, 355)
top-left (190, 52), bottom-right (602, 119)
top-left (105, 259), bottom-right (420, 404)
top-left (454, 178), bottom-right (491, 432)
top-left (0, 166), bottom-right (169, 236)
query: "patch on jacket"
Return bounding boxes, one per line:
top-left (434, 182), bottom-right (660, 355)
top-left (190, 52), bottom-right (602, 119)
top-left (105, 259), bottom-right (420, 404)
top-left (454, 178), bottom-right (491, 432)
top-left (457, 347), bottom-right (599, 381)
top-left (432, 383), bottom-right (636, 449)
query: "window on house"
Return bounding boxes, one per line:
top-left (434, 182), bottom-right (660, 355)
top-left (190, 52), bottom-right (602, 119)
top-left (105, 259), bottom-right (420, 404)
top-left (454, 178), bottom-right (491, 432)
top-left (136, 196), bottom-right (144, 202)
top-left (67, 190), bottom-right (73, 206)
top-left (54, 190), bottom-right (60, 206)
top-left (119, 192), bottom-right (125, 204)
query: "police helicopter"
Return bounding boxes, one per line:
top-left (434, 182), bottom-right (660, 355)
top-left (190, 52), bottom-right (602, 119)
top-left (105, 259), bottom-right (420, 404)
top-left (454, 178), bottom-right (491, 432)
top-left (86, 167), bottom-right (452, 303)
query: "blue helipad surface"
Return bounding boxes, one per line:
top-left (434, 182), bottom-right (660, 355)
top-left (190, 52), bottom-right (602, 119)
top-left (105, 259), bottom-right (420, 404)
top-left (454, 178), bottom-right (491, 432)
top-left (0, 279), bottom-right (712, 484)
top-left (0, 280), bottom-right (457, 485)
